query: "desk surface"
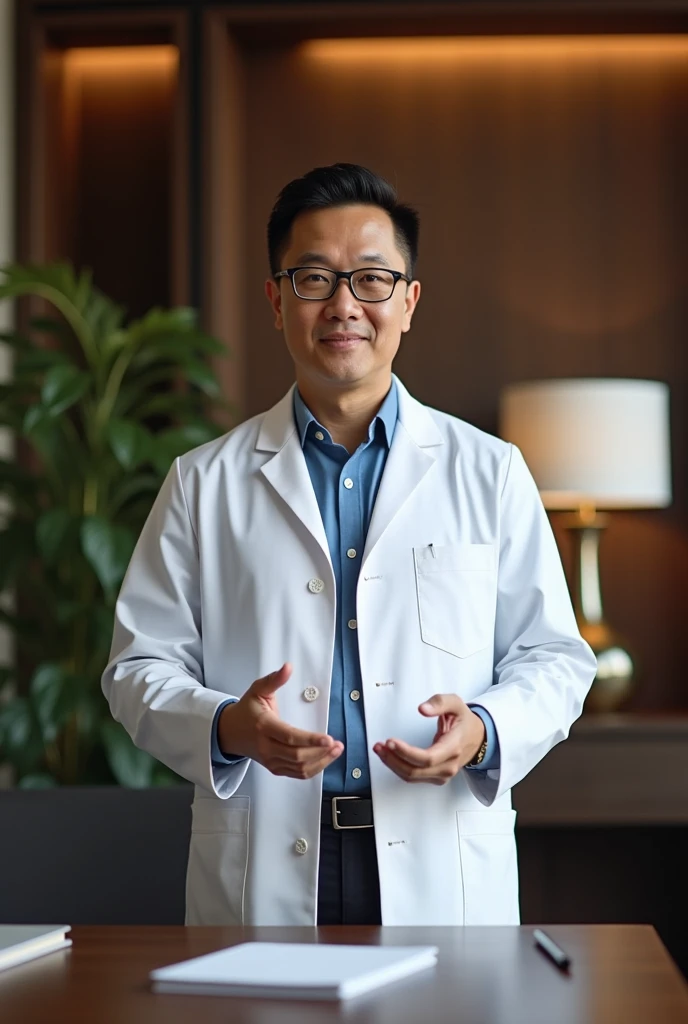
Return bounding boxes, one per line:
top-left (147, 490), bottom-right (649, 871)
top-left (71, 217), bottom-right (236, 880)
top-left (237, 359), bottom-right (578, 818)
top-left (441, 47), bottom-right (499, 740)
top-left (1, 925), bottom-right (687, 1024)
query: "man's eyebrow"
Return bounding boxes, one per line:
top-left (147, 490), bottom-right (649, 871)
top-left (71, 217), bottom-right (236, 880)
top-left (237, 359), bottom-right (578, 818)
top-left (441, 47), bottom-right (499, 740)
top-left (357, 253), bottom-right (391, 267)
top-left (292, 252), bottom-right (392, 267)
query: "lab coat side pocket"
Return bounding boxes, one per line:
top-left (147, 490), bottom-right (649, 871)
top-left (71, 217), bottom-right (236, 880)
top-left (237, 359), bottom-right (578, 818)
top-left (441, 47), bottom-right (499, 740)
top-left (185, 796), bottom-right (250, 925)
top-left (456, 808), bottom-right (519, 925)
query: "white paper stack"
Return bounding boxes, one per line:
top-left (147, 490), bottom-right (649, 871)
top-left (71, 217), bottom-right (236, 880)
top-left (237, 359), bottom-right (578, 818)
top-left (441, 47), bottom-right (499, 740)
top-left (149, 941), bottom-right (439, 1001)
top-left (0, 925), bottom-right (72, 973)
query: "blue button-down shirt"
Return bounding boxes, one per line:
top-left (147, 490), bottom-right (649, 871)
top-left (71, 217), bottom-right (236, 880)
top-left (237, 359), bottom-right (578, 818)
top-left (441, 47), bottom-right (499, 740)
top-left (211, 382), bottom-right (499, 782)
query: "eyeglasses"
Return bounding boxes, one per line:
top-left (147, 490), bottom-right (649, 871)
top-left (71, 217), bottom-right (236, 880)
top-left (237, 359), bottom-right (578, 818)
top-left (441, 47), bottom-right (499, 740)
top-left (274, 266), bottom-right (411, 303)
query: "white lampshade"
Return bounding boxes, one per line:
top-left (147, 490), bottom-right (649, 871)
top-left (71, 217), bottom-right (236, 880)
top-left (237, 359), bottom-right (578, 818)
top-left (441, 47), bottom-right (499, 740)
top-left (499, 379), bottom-right (672, 510)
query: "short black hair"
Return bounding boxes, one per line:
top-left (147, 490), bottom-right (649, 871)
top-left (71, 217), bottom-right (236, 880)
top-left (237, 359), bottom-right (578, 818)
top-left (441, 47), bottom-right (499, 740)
top-left (267, 163), bottom-right (419, 278)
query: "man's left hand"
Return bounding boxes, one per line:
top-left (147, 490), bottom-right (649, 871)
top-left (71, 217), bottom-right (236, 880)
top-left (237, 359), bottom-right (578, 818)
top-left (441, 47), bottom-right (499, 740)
top-left (372, 694), bottom-right (486, 785)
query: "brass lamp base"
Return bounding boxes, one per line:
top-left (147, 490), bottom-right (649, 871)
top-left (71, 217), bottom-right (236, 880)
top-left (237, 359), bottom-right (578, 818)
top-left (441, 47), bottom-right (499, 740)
top-left (576, 620), bottom-right (635, 713)
top-left (564, 510), bottom-right (636, 712)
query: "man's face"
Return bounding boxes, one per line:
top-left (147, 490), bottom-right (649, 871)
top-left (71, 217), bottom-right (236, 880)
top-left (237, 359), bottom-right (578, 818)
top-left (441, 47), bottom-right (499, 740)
top-left (265, 204), bottom-right (421, 395)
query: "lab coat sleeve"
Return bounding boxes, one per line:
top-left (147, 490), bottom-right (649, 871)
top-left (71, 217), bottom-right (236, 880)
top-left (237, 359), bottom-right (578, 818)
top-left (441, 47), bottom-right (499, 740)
top-left (463, 444), bottom-right (597, 806)
top-left (101, 458), bottom-right (249, 798)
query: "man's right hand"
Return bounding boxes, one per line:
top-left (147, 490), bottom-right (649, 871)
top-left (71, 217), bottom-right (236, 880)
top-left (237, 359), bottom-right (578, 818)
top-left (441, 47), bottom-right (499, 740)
top-left (217, 663), bottom-right (343, 779)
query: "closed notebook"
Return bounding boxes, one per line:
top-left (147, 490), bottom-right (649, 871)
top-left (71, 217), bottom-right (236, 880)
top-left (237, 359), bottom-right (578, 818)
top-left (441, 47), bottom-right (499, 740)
top-left (0, 925), bottom-right (72, 974)
top-left (149, 941), bottom-right (439, 1001)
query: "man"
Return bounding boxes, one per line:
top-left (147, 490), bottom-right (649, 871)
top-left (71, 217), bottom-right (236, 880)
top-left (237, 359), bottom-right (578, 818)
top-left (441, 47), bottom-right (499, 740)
top-left (102, 164), bottom-right (596, 927)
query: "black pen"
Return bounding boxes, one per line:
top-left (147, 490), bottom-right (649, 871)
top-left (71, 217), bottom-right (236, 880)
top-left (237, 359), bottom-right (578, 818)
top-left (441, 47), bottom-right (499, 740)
top-left (533, 929), bottom-right (572, 972)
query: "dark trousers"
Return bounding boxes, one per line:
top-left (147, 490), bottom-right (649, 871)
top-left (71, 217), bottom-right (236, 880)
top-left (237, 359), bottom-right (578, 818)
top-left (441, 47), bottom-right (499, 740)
top-left (316, 820), bottom-right (382, 925)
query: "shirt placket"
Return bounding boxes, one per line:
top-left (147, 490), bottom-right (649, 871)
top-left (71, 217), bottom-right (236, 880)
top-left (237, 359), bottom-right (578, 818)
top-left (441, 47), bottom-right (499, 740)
top-left (338, 453), bottom-right (368, 795)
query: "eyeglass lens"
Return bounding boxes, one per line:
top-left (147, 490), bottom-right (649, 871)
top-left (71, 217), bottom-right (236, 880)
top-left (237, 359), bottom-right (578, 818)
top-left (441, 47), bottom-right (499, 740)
top-left (292, 268), bottom-right (397, 301)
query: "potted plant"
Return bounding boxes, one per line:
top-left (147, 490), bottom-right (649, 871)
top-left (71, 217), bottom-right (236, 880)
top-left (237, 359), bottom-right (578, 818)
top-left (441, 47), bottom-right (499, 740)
top-left (0, 263), bottom-right (228, 787)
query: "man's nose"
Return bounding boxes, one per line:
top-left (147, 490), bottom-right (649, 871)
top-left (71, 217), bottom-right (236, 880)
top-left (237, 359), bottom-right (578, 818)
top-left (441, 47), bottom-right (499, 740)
top-left (324, 278), bottom-right (362, 319)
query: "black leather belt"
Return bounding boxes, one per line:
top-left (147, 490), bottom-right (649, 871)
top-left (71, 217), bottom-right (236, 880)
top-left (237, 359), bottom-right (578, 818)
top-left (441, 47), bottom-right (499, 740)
top-left (321, 795), bottom-right (374, 830)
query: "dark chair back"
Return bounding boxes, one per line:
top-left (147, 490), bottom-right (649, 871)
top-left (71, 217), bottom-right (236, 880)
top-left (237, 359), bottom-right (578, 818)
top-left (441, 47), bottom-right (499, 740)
top-left (0, 786), bottom-right (193, 924)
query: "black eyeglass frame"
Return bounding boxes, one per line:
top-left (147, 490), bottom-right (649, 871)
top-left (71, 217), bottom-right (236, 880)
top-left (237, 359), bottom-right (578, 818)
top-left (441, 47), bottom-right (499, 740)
top-left (274, 266), bottom-right (412, 302)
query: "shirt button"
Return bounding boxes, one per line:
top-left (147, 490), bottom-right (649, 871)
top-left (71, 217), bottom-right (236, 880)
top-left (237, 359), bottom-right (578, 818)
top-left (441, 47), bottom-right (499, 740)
top-left (350, 690), bottom-right (361, 701)
top-left (343, 478), bottom-right (354, 490)
top-left (348, 619), bottom-right (357, 630)
top-left (352, 768), bottom-right (362, 780)
top-left (303, 687), bottom-right (319, 702)
top-left (295, 838), bottom-right (308, 855)
top-left (346, 548), bottom-right (357, 559)
top-left (308, 578), bottom-right (324, 594)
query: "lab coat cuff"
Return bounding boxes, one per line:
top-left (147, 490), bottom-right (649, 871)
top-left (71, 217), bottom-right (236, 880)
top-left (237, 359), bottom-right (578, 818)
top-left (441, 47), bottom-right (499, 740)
top-left (211, 698), bottom-right (248, 766)
top-left (466, 704), bottom-right (501, 772)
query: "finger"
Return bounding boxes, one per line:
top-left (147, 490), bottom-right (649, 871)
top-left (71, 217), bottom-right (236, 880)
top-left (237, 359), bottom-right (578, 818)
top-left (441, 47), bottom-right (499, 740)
top-left (270, 745), bottom-right (344, 779)
top-left (418, 693), bottom-right (465, 718)
top-left (250, 663), bottom-right (292, 698)
top-left (385, 732), bottom-right (460, 767)
top-left (374, 744), bottom-right (456, 784)
top-left (261, 717), bottom-right (335, 749)
top-left (272, 739), bottom-right (344, 766)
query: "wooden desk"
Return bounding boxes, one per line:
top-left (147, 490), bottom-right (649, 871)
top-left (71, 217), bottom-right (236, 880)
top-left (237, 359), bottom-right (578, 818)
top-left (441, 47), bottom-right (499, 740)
top-left (1, 925), bottom-right (686, 1023)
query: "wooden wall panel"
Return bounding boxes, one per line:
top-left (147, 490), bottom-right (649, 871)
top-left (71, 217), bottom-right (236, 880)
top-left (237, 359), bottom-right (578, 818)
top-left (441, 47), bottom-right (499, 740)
top-left (240, 35), bottom-right (688, 709)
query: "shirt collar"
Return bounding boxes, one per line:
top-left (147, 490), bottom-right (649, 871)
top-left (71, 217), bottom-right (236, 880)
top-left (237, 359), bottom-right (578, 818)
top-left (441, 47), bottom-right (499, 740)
top-left (293, 380), bottom-right (398, 450)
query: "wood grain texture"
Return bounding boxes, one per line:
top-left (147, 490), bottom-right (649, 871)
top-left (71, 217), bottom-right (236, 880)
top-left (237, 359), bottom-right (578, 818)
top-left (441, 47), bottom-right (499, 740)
top-left (0, 925), bottom-right (686, 1024)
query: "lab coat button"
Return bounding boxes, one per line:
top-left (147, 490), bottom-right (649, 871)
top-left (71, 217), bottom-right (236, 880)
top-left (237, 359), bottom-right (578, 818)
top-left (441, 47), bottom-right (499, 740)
top-left (303, 687), bottom-right (320, 702)
top-left (308, 578), bottom-right (324, 594)
top-left (295, 838), bottom-right (308, 855)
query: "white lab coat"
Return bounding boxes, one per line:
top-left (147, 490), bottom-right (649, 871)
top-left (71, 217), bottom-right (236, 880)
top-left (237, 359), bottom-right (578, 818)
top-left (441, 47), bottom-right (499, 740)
top-left (102, 375), bottom-right (596, 926)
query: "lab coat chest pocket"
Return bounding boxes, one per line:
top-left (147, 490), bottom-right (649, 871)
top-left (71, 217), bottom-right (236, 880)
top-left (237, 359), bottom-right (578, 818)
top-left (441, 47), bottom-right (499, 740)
top-left (456, 809), bottom-right (519, 925)
top-left (186, 796), bottom-right (250, 925)
top-left (413, 543), bottom-right (496, 659)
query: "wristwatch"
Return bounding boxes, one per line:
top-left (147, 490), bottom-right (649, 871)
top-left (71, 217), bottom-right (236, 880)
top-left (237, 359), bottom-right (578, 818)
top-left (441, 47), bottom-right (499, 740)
top-left (467, 736), bottom-right (488, 768)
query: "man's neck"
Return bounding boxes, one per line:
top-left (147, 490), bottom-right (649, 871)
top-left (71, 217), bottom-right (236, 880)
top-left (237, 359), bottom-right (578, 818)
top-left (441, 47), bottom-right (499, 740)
top-left (296, 376), bottom-right (392, 454)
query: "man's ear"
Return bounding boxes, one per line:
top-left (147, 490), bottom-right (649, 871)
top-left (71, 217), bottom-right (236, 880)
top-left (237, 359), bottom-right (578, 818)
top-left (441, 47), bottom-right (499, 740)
top-left (265, 279), bottom-right (283, 330)
top-left (402, 279), bottom-right (421, 333)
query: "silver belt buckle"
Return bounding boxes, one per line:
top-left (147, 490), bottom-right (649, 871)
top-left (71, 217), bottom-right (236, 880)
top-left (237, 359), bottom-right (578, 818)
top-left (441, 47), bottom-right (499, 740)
top-left (331, 795), bottom-right (371, 830)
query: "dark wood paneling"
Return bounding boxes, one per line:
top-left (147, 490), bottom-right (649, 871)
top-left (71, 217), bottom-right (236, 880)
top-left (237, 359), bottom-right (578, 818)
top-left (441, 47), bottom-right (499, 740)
top-left (17, 9), bottom-right (191, 312)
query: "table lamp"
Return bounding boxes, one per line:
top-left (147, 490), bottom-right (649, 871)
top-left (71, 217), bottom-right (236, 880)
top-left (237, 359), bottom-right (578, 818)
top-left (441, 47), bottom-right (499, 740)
top-left (499, 379), bottom-right (671, 711)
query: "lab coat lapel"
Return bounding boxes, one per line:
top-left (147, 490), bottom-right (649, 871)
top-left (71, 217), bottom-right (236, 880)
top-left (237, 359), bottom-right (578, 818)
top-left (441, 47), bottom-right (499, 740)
top-left (257, 387), bottom-right (331, 564)
top-left (362, 376), bottom-right (444, 566)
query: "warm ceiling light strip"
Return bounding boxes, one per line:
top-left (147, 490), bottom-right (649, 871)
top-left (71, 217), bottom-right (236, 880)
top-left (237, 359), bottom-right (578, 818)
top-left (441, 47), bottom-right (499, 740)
top-left (302, 35), bottom-right (688, 62)
top-left (63, 45), bottom-right (178, 73)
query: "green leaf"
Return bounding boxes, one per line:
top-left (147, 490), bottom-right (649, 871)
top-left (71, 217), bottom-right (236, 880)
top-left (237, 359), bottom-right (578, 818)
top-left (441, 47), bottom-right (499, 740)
top-left (36, 508), bottom-right (79, 563)
top-left (30, 663), bottom-right (73, 744)
top-left (41, 364), bottom-right (89, 415)
top-left (18, 773), bottom-right (59, 789)
top-left (30, 315), bottom-right (71, 338)
top-left (186, 360), bottom-right (221, 397)
top-left (0, 696), bottom-right (34, 753)
top-left (81, 516), bottom-right (136, 594)
top-left (109, 472), bottom-right (161, 514)
top-left (150, 424), bottom-right (216, 476)
top-left (107, 419), bottom-right (151, 470)
top-left (100, 719), bottom-right (154, 787)
top-left (22, 403), bottom-right (49, 434)
top-left (15, 347), bottom-right (72, 376)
